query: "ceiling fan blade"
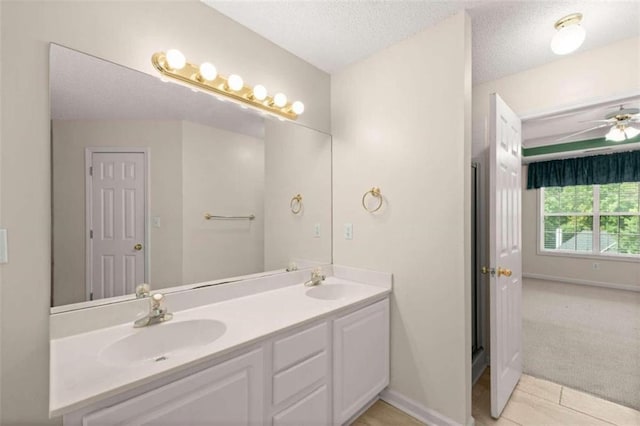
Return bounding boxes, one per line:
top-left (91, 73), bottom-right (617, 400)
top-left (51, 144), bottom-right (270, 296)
top-left (554, 123), bottom-right (612, 142)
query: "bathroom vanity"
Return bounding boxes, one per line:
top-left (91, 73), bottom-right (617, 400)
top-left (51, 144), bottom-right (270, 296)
top-left (51, 267), bottom-right (391, 425)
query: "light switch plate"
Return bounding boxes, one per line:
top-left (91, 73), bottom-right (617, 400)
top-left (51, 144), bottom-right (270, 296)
top-left (0, 229), bottom-right (8, 264)
top-left (152, 217), bottom-right (161, 228)
top-left (313, 223), bottom-right (321, 238)
top-left (344, 223), bottom-right (353, 240)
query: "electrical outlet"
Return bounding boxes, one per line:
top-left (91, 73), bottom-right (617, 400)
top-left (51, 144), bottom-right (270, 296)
top-left (592, 262), bottom-right (600, 270)
top-left (344, 223), bottom-right (353, 240)
top-left (313, 223), bottom-right (320, 238)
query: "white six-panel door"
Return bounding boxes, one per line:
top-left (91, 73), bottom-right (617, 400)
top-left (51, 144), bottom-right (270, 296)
top-left (489, 94), bottom-right (523, 418)
top-left (87, 150), bottom-right (146, 300)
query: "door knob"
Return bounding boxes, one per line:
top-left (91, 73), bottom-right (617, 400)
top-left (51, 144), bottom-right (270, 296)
top-left (497, 267), bottom-right (512, 277)
top-left (134, 243), bottom-right (143, 251)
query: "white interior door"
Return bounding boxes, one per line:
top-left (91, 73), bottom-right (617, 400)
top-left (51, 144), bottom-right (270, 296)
top-left (88, 151), bottom-right (146, 300)
top-left (489, 93), bottom-right (522, 418)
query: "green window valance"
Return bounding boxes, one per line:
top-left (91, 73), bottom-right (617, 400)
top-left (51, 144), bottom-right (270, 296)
top-left (527, 150), bottom-right (640, 189)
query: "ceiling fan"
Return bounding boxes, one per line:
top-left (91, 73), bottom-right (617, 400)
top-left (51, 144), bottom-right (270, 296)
top-left (556, 105), bottom-right (640, 143)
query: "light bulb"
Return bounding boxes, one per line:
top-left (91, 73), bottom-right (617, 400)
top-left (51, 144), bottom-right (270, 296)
top-left (165, 49), bottom-right (186, 70)
top-left (551, 22), bottom-right (585, 55)
top-left (252, 84), bottom-right (267, 101)
top-left (198, 62), bottom-right (217, 81)
top-left (292, 101), bottom-right (305, 115)
top-left (625, 126), bottom-right (640, 139)
top-left (273, 93), bottom-right (287, 108)
top-left (605, 127), bottom-right (626, 142)
top-left (227, 74), bottom-right (244, 91)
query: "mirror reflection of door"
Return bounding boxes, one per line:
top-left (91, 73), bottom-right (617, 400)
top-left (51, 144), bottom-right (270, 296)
top-left (86, 148), bottom-right (147, 301)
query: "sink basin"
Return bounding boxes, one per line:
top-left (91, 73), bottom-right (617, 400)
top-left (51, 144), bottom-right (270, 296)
top-left (305, 284), bottom-right (360, 300)
top-left (99, 319), bottom-right (226, 365)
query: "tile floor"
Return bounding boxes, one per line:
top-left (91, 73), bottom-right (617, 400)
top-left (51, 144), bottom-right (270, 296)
top-left (354, 369), bottom-right (640, 425)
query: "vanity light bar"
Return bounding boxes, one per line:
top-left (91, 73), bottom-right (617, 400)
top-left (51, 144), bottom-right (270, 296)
top-left (151, 50), bottom-right (304, 120)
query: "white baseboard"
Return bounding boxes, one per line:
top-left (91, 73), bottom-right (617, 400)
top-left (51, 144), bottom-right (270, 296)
top-left (523, 273), bottom-right (640, 293)
top-left (379, 388), bottom-right (466, 426)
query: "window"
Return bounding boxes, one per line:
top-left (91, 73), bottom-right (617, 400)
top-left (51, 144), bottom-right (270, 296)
top-left (540, 183), bottom-right (640, 257)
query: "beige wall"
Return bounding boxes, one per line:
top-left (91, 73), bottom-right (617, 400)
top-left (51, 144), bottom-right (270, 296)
top-left (0, 1), bottom-right (330, 424)
top-left (263, 120), bottom-right (332, 271)
top-left (0, 0), bottom-right (3, 421)
top-left (52, 120), bottom-right (184, 306)
top-left (473, 37), bottom-right (640, 292)
top-left (332, 12), bottom-right (472, 425)
top-left (181, 121), bottom-right (264, 284)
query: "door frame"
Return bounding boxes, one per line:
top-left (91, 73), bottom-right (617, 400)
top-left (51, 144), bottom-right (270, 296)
top-left (85, 147), bottom-right (150, 301)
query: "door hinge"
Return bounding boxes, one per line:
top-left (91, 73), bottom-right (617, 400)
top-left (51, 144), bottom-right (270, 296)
top-left (89, 166), bottom-right (93, 176)
top-left (90, 229), bottom-right (93, 239)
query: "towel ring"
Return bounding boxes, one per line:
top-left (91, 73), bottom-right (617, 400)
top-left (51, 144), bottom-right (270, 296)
top-left (290, 194), bottom-right (303, 214)
top-left (362, 187), bottom-right (383, 213)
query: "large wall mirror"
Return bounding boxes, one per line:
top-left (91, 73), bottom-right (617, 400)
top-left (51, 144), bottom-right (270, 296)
top-left (50, 44), bottom-right (332, 310)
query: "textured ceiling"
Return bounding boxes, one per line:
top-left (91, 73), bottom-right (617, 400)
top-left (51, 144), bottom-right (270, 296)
top-left (50, 44), bottom-right (265, 139)
top-left (204, 0), bottom-right (640, 83)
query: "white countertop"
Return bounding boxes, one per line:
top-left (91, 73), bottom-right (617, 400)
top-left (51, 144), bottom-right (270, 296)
top-left (50, 275), bottom-right (390, 417)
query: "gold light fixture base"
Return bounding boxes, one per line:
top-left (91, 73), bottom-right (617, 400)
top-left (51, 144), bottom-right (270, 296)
top-left (554, 13), bottom-right (582, 30)
top-left (152, 52), bottom-right (298, 120)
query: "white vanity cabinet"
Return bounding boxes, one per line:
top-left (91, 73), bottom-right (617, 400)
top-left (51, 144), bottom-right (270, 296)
top-left (65, 349), bottom-right (264, 426)
top-left (333, 299), bottom-right (390, 425)
top-left (61, 295), bottom-right (390, 426)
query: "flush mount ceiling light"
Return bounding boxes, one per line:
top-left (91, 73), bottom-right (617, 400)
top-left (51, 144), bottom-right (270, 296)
top-left (152, 50), bottom-right (304, 120)
top-left (550, 13), bottom-right (586, 55)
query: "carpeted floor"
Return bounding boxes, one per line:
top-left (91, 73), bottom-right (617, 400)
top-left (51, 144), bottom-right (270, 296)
top-left (523, 278), bottom-right (640, 411)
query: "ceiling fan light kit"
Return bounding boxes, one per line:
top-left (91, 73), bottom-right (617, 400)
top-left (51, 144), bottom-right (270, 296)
top-left (606, 125), bottom-right (640, 142)
top-left (551, 13), bottom-right (586, 55)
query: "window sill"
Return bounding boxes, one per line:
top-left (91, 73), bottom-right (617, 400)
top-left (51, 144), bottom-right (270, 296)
top-left (536, 249), bottom-right (640, 264)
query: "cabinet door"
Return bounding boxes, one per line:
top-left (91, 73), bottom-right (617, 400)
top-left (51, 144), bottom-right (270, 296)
top-left (333, 299), bottom-right (389, 425)
top-left (81, 349), bottom-right (263, 426)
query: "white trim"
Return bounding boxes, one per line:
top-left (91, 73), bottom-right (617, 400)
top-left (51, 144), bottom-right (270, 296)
top-left (380, 388), bottom-right (464, 426)
top-left (85, 147), bottom-right (150, 301)
top-left (522, 273), bottom-right (640, 293)
top-left (519, 90), bottom-right (640, 122)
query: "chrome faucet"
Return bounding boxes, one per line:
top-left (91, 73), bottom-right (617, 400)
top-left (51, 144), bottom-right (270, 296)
top-left (304, 268), bottom-right (326, 287)
top-left (134, 293), bottom-right (173, 328)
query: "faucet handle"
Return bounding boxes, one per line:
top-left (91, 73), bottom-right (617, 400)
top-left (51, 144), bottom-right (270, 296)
top-left (135, 283), bottom-right (151, 298)
top-left (312, 267), bottom-right (325, 279)
top-left (150, 292), bottom-right (165, 309)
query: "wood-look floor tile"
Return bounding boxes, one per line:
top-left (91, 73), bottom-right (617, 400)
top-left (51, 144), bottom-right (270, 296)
top-left (473, 387), bottom-right (522, 426)
top-left (501, 389), bottom-right (613, 426)
top-left (561, 387), bottom-right (640, 426)
top-left (353, 400), bottom-right (425, 426)
top-left (516, 374), bottom-right (562, 404)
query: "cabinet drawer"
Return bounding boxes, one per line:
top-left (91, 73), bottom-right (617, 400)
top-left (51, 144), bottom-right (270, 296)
top-left (273, 385), bottom-right (329, 426)
top-left (273, 351), bottom-right (327, 405)
top-left (273, 322), bottom-right (327, 372)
